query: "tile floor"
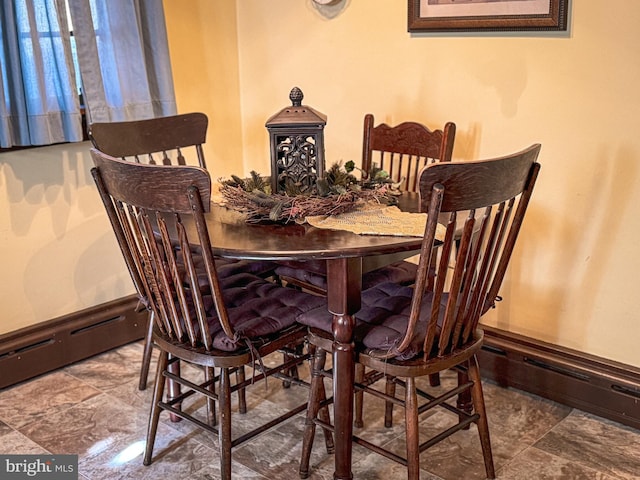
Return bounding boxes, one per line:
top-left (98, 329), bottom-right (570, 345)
top-left (1, 341), bottom-right (639, 479)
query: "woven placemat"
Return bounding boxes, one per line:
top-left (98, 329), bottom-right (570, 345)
top-left (306, 206), bottom-right (445, 240)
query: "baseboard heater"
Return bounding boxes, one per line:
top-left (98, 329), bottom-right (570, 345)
top-left (0, 295), bottom-right (147, 390)
top-left (1, 302), bottom-right (639, 432)
top-left (479, 325), bottom-right (640, 431)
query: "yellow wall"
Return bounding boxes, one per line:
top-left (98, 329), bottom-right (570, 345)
top-left (2, 1), bottom-right (639, 369)
top-left (168, 0), bottom-right (640, 366)
top-left (163, 0), bottom-right (245, 178)
top-left (0, 143), bottom-right (135, 333)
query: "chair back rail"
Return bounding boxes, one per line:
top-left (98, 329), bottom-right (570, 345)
top-left (89, 112), bottom-right (208, 168)
top-left (389, 144), bottom-right (541, 360)
top-left (361, 113), bottom-right (456, 192)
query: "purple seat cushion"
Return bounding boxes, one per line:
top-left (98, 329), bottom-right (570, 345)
top-left (154, 230), bottom-right (276, 281)
top-left (275, 260), bottom-right (417, 291)
top-left (178, 255), bottom-right (277, 289)
top-left (297, 281), bottom-right (447, 360)
top-left (274, 260), bottom-right (329, 289)
top-left (362, 261), bottom-right (418, 289)
top-left (192, 273), bottom-right (326, 352)
top-left (215, 258), bottom-right (277, 278)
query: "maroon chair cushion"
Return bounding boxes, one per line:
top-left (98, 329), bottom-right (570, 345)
top-left (195, 273), bottom-right (326, 352)
top-left (178, 254), bottom-right (277, 289)
top-left (215, 258), bottom-right (278, 278)
top-left (275, 260), bottom-right (417, 291)
top-left (362, 261), bottom-right (418, 289)
top-left (297, 281), bottom-right (447, 360)
top-left (274, 260), bottom-right (329, 289)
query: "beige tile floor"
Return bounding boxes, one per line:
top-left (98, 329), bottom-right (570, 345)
top-left (1, 341), bottom-right (639, 479)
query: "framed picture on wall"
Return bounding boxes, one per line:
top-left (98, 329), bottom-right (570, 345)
top-left (408, 0), bottom-right (569, 32)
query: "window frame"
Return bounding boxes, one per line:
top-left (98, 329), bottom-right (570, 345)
top-left (0, 0), bottom-right (87, 153)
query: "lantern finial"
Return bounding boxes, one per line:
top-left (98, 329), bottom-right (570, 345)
top-left (289, 87), bottom-right (303, 106)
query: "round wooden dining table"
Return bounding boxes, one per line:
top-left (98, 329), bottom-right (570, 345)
top-left (201, 195), bottom-right (423, 480)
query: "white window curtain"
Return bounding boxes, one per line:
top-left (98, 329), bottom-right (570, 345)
top-left (0, 0), bottom-right (83, 147)
top-left (67, 0), bottom-right (177, 124)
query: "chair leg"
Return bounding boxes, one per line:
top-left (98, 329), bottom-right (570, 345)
top-left (316, 362), bottom-right (334, 455)
top-left (354, 363), bottom-right (364, 428)
top-left (405, 376), bottom-right (420, 480)
top-left (167, 355), bottom-right (182, 423)
top-left (205, 367), bottom-right (217, 426)
top-left (457, 368), bottom-right (473, 430)
top-left (219, 367), bottom-right (233, 480)
top-left (468, 355), bottom-right (495, 479)
top-left (282, 352), bottom-right (292, 388)
top-left (384, 375), bottom-right (396, 428)
top-left (236, 366), bottom-right (247, 414)
top-left (299, 345), bottom-right (327, 479)
top-left (428, 373), bottom-right (441, 387)
top-left (143, 350), bottom-right (168, 465)
top-left (283, 342), bottom-right (304, 389)
top-left (138, 311), bottom-right (155, 390)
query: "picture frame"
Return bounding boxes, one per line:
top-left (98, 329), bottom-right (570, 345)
top-left (408, 0), bottom-right (569, 33)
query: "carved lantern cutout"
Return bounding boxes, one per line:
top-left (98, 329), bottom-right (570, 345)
top-left (265, 87), bottom-right (327, 194)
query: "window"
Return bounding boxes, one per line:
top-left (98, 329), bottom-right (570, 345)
top-left (0, 0), bottom-right (82, 148)
top-left (65, 0), bottom-right (84, 102)
top-left (0, 0), bottom-right (176, 150)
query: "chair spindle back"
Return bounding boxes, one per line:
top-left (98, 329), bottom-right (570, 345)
top-left (90, 149), bottom-right (235, 350)
top-left (361, 113), bottom-right (456, 192)
top-left (389, 144), bottom-right (541, 361)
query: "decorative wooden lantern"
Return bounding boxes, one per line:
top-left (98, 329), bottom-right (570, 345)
top-left (266, 87), bottom-right (327, 194)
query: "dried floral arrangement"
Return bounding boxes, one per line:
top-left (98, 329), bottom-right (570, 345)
top-left (218, 161), bottom-right (401, 224)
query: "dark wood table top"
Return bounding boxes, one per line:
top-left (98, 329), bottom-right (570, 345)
top-left (203, 193), bottom-right (423, 262)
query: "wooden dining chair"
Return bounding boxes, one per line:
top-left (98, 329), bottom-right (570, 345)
top-left (275, 113), bottom-right (457, 421)
top-left (89, 113), bottom-right (276, 391)
top-left (362, 113), bottom-right (456, 191)
top-left (90, 149), bottom-right (331, 480)
top-left (297, 144), bottom-right (542, 479)
top-left (275, 114), bottom-right (456, 295)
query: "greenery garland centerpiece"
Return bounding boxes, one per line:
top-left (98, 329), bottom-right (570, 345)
top-left (218, 161), bottom-right (401, 224)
